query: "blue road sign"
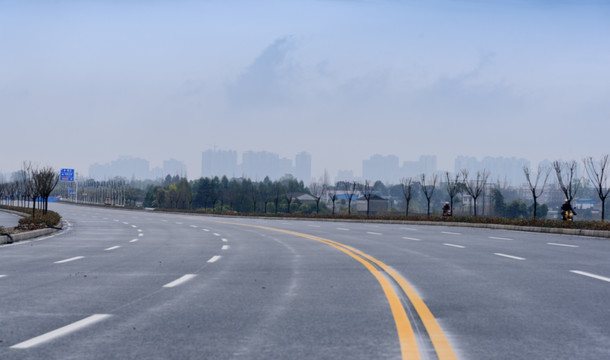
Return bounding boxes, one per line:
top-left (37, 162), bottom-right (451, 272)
top-left (60, 168), bottom-right (75, 182)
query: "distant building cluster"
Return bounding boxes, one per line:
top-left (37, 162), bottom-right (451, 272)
top-left (202, 149), bottom-right (312, 184)
top-left (86, 151), bottom-right (534, 187)
top-left (361, 155), bottom-right (437, 184)
top-left (454, 156), bottom-right (530, 185)
top-left (89, 157), bottom-right (187, 180)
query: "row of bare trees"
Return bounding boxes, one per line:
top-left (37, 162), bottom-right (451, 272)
top-left (0, 162), bottom-right (60, 217)
top-left (522, 156), bottom-right (610, 221)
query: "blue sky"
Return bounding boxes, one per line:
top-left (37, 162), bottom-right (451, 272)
top-left (1, 0), bottom-right (609, 181)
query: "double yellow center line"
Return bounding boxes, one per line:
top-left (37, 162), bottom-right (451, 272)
top-left (216, 221), bottom-right (458, 360)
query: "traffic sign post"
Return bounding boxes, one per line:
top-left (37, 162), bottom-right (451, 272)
top-left (60, 169), bottom-right (77, 203)
top-left (60, 168), bottom-right (75, 182)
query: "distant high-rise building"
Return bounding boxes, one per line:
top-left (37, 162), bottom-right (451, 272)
top-left (201, 149), bottom-right (238, 178)
top-left (241, 151), bottom-right (280, 180)
top-left (400, 155), bottom-right (437, 180)
top-left (89, 156), bottom-right (150, 180)
top-left (295, 152), bottom-right (312, 184)
top-left (163, 158), bottom-right (187, 177)
top-left (454, 155), bottom-right (530, 185)
top-left (363, 154), bottom-right (399, 184)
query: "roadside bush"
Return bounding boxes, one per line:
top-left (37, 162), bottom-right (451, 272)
top-left (17, 210), bottom-right (61, 230)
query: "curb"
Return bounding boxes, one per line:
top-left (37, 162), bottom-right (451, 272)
top-left (1, 227), bottom-right (61, 245)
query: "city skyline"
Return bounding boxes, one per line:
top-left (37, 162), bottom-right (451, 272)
top-left (1, 150), bottom-right (568, 188)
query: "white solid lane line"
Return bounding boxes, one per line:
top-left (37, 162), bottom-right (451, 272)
top-left (163, 274), bottom-right (197, 288)
top-left (548, 243), bottom-right (579, 248)
top-left (402, 237), bottom-right (421, 241)
top-left (444, 243), bottom-right (465, 248)
top-left (104, 246), bottom-right (121, 251)
top-left (54, 256), bottom-right (84, 264)
top-left (10, 314), bottom-right (112, 349)
top-left (570, 270), bottom-right (610, 283)
top-left (494, 253), bottom-right (526, 261)
top-left (207, 255), bottom-right (222, 263)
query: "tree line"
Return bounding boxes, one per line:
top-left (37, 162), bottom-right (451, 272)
top-left (1, 155), bottom-right (608, 222)
top-left (0, 162), bottom-right (59, 217)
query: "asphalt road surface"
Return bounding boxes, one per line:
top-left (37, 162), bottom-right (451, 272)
top-left (1, 203), bottom-right (608, 359)
top-left (0, 210), bottom-right (21, 228)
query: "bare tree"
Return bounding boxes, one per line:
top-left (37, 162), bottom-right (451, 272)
top-left (523, 165), bottom-right (551, 219)
top-left (362, 180), bottom-right (374, 216)
top-left (420, 173), bottom-right (438, 216)
top-left (461, 169), bottom-right (490, 217)
top-left (21, 162), bottom-right (40, 217)
top-left (330, 183), bottom-right (339, 215)
top-left (341, 181), bottom-right (360, 215)
top-left (553, 160), bottom-right (581, 203)
top-left (400, 177), bottom-right (414, 217)
top-left (35, 166), bottom-right (60, 214)
top-left (583, 155), bottom-right (610, 222)
top-left (308, 181), bottom-right (326, 214)
top-left (445, 172), bottom-right (461, 214)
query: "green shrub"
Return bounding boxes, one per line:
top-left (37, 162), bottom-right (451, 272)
top-left (17, 210), bottom-right (61, 230)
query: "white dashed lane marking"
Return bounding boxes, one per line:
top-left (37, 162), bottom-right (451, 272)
top-left (444, 243), bottom-right (465, 248)
top-left (54, 256), bottom-right (84, 264)
top-left (548, 243), bottom-right (579, 248)
top-left (570, 270), bottom-right (610, 283)
top-left (494, 253), bottom-right (525, 261)
top-left (10, 314), bottom-right (112, 349)
top-left (489, 236), bottom-right (513, 241)
top-left (163, 274), bottom-right (197, 288)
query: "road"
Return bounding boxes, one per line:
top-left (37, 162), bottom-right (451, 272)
top-left (0, 210), bottom-right (21, 228)
top-left (1, 203), bottom-right (608, 359)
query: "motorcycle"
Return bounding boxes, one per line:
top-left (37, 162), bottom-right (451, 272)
top-left (562, 210), bottom-right (573, 221)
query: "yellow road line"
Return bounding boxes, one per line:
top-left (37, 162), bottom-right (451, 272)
top-left (209, 220), bottom-right (458, 360)
top-left (338, 243), bottom-right (458, 360)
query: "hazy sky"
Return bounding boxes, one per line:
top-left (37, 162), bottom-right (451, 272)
top-left (2, 0), bottom-right (609, 180)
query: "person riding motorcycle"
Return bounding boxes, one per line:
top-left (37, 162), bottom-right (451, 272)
top-left (442, 202), bottom-right (452, 216)
top-left (561, 199), bottom-right (576, 221)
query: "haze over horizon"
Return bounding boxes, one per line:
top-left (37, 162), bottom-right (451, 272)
top-left (2, 0), bottom-right (608, 180)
